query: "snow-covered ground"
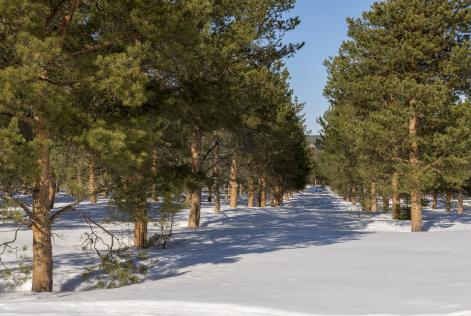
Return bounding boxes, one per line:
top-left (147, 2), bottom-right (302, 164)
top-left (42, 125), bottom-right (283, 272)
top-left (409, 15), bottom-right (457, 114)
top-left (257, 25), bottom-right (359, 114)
top-left (1, 187), bottom-right (471, 315)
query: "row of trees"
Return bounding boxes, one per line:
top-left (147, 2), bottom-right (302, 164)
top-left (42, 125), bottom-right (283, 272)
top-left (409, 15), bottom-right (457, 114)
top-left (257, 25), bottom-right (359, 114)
top-left (316, 0), bottom-right (470, 231)
top-left (0, 0), bottom-right (311, 292)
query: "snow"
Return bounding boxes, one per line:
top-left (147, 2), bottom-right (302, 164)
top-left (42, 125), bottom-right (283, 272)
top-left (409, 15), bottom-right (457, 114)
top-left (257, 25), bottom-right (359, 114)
top-left (1, 187), bottom-right (471, 315)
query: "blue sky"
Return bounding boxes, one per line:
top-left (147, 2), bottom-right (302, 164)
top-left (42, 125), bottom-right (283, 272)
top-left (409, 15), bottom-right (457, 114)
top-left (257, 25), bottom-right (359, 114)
top-left (283, 0), bottom-right (376, 134)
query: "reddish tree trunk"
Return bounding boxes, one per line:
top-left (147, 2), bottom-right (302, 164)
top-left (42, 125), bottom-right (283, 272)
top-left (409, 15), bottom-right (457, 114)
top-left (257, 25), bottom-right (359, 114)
top-left (229, 157), bottom-right (238, 208)
top-left (32, 130), bottom-right (54, 292)
top-left (392, 172), bottom-right (400, 219)
top-left (274, 182), bottom-right (283, 207)
top-left (151, 149), bottom-right (159, 201)
top-left (351, 185), bottom-right (357, 206)
top-left (88, 160), bottom-right (97, 204)
top-left (134, 197), bottom-right (148, 249)
top-left (188, 129), bottom-right (202, 228)
top-left (382, 194), bottom-right (389, 212)
top-left (248, 176), bottom-right (255, 208)
top-left (370, 179), bottom-right (377, 212)
top-left (259, 176), bottom-right (266, 207)
top-left (446, 192), bottom-right (452, 213)
top-left (409, 108), bottom-right (422, 232)
top-left (214, 182), bottom-right (221, 213)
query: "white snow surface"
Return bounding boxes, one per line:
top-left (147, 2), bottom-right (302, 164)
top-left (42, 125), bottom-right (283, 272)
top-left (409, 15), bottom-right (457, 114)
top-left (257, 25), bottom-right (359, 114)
top-left (1, 187), bottom-right (471, 315)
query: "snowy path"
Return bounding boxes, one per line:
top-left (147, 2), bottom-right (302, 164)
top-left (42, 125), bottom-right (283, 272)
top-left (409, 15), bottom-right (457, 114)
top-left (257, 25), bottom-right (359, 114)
top-left (2, 187), bottom-right (471, 315)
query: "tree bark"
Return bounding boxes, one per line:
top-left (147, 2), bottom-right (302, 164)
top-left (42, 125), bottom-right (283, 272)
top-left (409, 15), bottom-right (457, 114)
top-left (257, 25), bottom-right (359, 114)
top-left (188, 129), bottom-right (202, 228)
top-left (274, 182), bottom-right (283, 207)
top-left (207, 184), bottom-right (213, 202)
top-left (432, 191), bottom-right (438, 209)
top-left (270, 190), bottom-right (275, 207)
top-left (458, 190), bottom-right (464, 215)
top-left (229, 157), bottom-right (238, 208)
top-left (284, 192), bottom-right (290, 202)
top-left (392, 172), bottom-right (400, 219)
top-left (151, 149), bottom-right (158, 202)
top-left (370, 179), bottom-right (377, 212)
top-left (214, 181), bottom-right (221, 213)
top-left (351, 185), bottom-right (357, 206)
top-left (257, 188), bottom-right (262, 207)
top-left (409, 108), bottom-right (422, 232)
top-left (382, 194), bottom-right (389, 212)
top-left (363, 186), bottom-right (371, 212)
top-left (88, 160), bottom-right (97, 204)
top-left (31, 130), bottom-right (54, 292)
top-left (134, 197), bottom-right (148, 249)
top-left (247, 176), bottom-right (255, 208)
top-left (445, 192), bottom-right (452, 212)
top-left (259, 177), bottom-right (266, 207)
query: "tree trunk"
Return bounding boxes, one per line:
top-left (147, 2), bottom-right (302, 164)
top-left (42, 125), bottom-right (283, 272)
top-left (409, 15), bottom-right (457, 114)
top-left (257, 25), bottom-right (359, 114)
top-left (359, 186), bottom-right (366, 211)
top-left (392, 172), bottom-right (400, 219)
top-left (284, 192), bottom-right (290, 202)
top-left (270, 190), bottom-right (275, 207)
top-left (458, 190), bottom-right (464, 215)
top-left (274, 182), bottom-right (283, 207)
top-left (370, 179), bottom-right (377, 212)
top-left (409, 108), bottom-right (422, 232)
top-left (134, 197), bottom-right (148, 249)
top-left (88, 160), bottom-right (97, 204)
top-left (229, 157), bottom-right (238, 208)
top-left (411, 190), bottom-right (422, 232)
top-left (446, 192), bottom-right (452, 213)
top-left (258, 176), bottom-right (266, 207)
top-left (432, 191), bottom-right (438, 209)
top-left (382, 194), bottom-right (389, 212)
top-left (247, 176), bottom-right (255, 208)
top-left (239, 184), bottom-right (244, 197)
top-left (256, 188), bottom-right (262, 207)
top-left (351, 185), bottom-right (357, 206)
top-left (188, 129), bottom-right (202, 228)
top-left (32, 130), bottom-right (54, 292)
top-left (151, 149), bottom-right (158, 201)
top-left (364, 186), bottom-right (371, 212)
top-left (214, 182), bottom-right (221, 213)
top-left (207, 184), bottom-right (212, 202)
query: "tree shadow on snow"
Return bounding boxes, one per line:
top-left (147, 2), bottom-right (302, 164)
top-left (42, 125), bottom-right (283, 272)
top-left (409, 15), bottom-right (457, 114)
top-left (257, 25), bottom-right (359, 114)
top-left (32, 187), bottom-right (369, 292)
top-left (142, 187), bottom-right (370, 282)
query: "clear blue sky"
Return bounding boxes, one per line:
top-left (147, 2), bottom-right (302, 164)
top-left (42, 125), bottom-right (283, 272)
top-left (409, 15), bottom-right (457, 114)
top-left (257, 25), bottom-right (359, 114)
top-left (283, 0), bottom-right (376, 134)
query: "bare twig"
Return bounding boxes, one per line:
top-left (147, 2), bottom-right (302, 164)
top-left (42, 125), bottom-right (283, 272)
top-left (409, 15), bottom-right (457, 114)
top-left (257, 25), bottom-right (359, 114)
top-left (49, 199), bottom-right (80, 223)
top-left (202, 139), bottom-right (220, 161)
top-left (0, 225), bottom-right (23, 271)
top-left (74, 208), bottom-right (122, 259)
